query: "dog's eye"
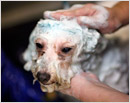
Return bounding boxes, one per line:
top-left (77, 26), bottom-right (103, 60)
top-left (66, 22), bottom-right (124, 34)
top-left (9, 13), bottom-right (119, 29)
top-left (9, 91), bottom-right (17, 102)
top-left (36, 43), bottom-right (43, 49)
top-left (61, 47), bottom-right (72, 53)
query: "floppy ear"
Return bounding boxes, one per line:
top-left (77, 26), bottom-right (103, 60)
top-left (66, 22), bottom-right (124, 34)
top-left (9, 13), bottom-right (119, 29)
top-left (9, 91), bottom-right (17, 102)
top-left (23, 44), bottom-right (33, 62)
top-left (23, 44), bottom-right (35, 71)
top-left (95, 37), bottom-right (108, 54)
top-left (23, 26), bottom-right (38, 71)
top-left (82, 28), bottom-right (101, 53)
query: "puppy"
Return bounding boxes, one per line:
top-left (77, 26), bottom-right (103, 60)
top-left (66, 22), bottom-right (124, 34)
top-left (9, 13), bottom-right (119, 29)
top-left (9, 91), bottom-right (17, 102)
top-left (23, 18), bottom-right (128, 93)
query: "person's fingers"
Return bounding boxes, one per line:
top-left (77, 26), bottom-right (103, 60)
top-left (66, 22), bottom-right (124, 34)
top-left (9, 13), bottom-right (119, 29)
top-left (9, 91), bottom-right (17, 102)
top-left (51, 9), bottom-right (86, 19)
top-left (59, 72), bottom-right (100, 98)
top-left (77, 16), bottom-right (97, 28)
top-left (44, 10), bottom-right (66, 20)
top-left (51, 12), bottom-right (63, 20)
top-left (44, 10), bottom-right (74, 20)
top-left (60, 88), bottom-right (71, 95)
top-left (78, 15), bottom-right (108, 29)
top-left (44, 4), bottom-right (95, 20)
top-left (44, 11), bottom-right (53, 19)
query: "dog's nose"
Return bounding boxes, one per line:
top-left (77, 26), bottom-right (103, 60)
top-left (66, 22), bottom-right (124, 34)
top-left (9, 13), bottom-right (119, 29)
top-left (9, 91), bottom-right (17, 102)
top-left (36, 72), bottom-right (51, 84)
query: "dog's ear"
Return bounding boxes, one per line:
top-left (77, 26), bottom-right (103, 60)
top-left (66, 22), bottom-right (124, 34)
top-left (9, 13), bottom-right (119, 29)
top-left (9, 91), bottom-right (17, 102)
top-left (23, 45), bottom-right (31, 62)
top-left (82, 29), bottom-right (101, 53)
top-left (95, 37), bottom-right (108, 54)
top-left (23, 45), bottom-right (33, 71)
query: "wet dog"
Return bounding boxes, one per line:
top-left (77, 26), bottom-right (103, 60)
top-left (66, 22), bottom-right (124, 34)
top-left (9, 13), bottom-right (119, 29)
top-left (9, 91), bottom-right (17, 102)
top-left (23, 19), bottom-right (128, 93)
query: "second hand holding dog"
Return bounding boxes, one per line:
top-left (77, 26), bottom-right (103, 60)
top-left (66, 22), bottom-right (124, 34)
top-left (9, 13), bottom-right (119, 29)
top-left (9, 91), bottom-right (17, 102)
top-left (60, 72), bottom-right (129, 102)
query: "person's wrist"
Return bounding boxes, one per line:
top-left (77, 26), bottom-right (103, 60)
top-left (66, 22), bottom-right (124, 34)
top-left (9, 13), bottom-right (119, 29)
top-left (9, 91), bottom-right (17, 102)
top-left (70, 73), bottom-right (99, 101)
top-left (105, 7), bottom-right (121, 33)
top-left (112, 2), bottom-right (129, 27)
top-left (112, 7), bottom-right (122, 25)
top-left (70, 74), bottom-right (86, 99)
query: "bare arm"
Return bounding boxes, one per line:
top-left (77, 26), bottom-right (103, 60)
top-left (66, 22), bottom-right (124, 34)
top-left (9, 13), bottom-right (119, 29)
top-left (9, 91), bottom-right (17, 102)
top-left (112, 1), bottom-right (129, 27)
top-left (60, 72), bottom-right (129, 102)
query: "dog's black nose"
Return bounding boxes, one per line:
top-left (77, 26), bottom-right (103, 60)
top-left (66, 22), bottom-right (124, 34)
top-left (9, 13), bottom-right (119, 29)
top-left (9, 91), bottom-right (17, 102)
top-left (36, 72), bottom-right (51, 84)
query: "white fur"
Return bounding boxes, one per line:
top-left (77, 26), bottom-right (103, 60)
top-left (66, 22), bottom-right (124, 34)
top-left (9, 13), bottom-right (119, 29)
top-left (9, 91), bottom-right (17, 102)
top-left (23, 18), bottom-right (100, 92)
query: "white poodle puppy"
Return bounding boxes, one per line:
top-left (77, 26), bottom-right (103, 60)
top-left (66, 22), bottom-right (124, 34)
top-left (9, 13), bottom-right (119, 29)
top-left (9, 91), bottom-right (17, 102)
top-left (23, 18), bottom-right (128, 93)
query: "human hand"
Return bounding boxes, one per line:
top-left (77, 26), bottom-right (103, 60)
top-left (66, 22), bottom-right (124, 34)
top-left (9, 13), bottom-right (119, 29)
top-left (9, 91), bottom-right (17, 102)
top-left (59, 72), bottom-right (129, 102)
top-left (59, 72), bottom-right (100, 100)
top-left (44, 3), bottom-right (121, 34)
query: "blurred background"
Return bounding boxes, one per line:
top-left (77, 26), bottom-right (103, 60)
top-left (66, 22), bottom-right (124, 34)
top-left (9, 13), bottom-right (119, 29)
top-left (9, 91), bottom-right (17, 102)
top-left (1, 1), bottom-right (129, 102)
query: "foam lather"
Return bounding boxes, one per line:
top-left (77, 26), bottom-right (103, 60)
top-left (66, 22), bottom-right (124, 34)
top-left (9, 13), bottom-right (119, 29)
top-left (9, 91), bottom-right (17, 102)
top-left (23, 18), bottom-right (100, 92)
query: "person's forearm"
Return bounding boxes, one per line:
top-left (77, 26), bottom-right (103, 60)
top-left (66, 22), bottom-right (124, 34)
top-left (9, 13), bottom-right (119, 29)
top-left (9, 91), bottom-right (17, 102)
top-left (78, 82), bottom-right (129, 102)
top-left (61, 72), bottom-right (129, 102)
top-left (112, 1), bottom-right (129, 26)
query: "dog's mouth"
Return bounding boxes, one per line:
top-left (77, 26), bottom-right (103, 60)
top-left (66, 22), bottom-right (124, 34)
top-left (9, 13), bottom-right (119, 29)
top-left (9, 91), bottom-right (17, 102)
top-left (39, 80), bottom-right (64, 92)
top-left (39, 81), bottom-right (57, 86)
top-left (41, 82), bottom-right (62, 88)
top-left (40, 80), bottom-right (70, 92)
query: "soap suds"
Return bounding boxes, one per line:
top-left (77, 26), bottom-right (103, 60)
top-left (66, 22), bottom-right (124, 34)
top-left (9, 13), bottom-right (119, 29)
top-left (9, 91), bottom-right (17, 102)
top-left (44, 4), bottom-right (109, 29)
top-left (79, 5), bottom-right (109, 29)
top-left (23, 18), bottom-right (100, 92)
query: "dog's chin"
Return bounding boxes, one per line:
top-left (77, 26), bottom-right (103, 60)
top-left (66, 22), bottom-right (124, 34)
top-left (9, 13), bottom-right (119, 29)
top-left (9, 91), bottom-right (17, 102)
top-left (40, 81), bottom-right (71, 93)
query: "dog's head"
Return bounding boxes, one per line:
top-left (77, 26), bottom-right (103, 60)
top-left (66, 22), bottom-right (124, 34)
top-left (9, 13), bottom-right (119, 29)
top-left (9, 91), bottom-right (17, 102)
top-left (23, 19), bottom-right (100, 92)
